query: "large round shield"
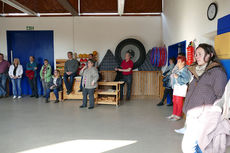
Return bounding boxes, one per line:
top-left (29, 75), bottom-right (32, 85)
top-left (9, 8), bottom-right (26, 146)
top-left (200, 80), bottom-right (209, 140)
top-left (115, 38), bottom-right (146, 69)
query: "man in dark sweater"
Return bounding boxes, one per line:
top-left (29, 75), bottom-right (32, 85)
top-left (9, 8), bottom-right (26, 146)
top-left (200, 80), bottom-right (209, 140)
top-left (63, 52), bottom-right (79, 95)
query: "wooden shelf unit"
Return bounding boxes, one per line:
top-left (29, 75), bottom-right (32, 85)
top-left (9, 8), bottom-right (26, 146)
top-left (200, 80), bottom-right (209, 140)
top-left (96, 81), bottom-right (124, 106)
top-left (56, 59), bottom-right (67, 76)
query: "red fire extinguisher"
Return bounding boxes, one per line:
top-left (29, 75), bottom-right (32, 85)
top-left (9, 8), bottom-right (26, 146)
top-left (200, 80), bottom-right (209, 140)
top-left (186, 41), bottom-right (194, 65)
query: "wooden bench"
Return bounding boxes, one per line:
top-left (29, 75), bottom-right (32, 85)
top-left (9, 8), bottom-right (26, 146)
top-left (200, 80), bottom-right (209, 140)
top-left (50, 91), bottom-right (63, 101)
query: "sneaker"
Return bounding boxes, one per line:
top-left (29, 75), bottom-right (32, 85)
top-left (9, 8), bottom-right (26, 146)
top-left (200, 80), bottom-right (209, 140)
top-left (54, 100), bottom-right (59, 103)
top-left (174, 127), bottom-right (186, 134)
top-left (13, 96), bottom-right (17, 99)
top-left (88, 106), bottom-right (94, 109)
top-left (45, 98), bottom-right (50, 103)
top-left (166, 115), bottom-right (175, 119)
top-left (170, 116), bottom-right (182, 121)
top-left (18, 96), bottom-right (22, 99)
top-left (157, 102), bottom-right (164, 106)
top-left (80, 105), bottom-right (87, 108)
top-left (167, 103), bottom-right (173, 106)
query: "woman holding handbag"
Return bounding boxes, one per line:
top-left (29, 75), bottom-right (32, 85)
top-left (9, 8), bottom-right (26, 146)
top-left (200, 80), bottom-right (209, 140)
top-left (167, 55), bottom-right (191, 121)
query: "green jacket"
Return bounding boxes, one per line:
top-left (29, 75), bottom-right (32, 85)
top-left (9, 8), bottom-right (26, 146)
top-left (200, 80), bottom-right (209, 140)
top-left (40, 64), bottom-right (52, 83)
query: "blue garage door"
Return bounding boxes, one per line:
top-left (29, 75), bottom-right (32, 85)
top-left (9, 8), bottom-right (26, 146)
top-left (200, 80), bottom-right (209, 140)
top-left (7, 31), bottom-right (54, 96)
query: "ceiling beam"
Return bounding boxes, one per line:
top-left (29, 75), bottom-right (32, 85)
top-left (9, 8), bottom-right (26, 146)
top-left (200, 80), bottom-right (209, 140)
top-left (118, 0), bottom-right (125, 16)
top-left (1, 0), bottom-right (37, 16)
top-left (56, 0), bottom-right (78, 16)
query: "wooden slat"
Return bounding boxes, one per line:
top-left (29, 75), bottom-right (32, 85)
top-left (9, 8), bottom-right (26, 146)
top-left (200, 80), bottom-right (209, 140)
top-left (100, 71), bottom-right (162, 97)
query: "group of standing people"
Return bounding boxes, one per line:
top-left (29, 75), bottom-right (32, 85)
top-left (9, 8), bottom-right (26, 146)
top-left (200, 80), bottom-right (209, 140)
top-left (0, 50), bottom-right (134, 109)
top-left (158, 44), bottom-right (230, 152)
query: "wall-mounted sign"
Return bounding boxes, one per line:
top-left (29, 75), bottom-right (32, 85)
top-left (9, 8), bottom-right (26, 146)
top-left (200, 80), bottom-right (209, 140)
top-left (26, 26), bottom-right (34, 30)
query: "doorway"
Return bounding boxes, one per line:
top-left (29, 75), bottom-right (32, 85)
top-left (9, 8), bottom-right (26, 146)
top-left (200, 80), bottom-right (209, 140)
top-left (166, 41), bottom-right (186, 104)
top-left (7, 31), bottom-right (54, 96)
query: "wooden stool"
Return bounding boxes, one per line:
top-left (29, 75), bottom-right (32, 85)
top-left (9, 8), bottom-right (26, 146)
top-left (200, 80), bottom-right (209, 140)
top-left (50, 91), bottom-right (63, 101)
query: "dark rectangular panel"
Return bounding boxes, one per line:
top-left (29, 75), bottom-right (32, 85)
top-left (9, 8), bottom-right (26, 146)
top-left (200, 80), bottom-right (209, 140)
top-left (16, 0), bottom-right (69, 13)
top-left (80, 0), bottom-right (117, 13)
top-left (124, 0), bottom-right (162, 13)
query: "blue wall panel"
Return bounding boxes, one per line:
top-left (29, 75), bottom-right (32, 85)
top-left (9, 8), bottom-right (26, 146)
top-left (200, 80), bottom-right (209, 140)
top-left (220, 59), bottom-right (230, 80)
top-left (166, 41), bottom-right (186, 104)
top-left (7, 31), bottom-right (54, 96)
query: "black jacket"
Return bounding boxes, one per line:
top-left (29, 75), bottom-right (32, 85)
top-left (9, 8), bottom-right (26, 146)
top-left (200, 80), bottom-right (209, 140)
top-left (48, 76), bottom-right (63, 91)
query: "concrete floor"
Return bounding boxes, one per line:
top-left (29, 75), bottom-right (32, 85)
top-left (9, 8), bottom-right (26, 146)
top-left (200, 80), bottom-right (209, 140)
top-left (0, 96), bottom-right (229, 153)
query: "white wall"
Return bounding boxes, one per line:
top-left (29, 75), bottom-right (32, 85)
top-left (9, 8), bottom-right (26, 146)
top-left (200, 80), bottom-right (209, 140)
top-left (0, 16), bottom-right (162, 63)
top-left (162, 0), bottom-right (230, 47)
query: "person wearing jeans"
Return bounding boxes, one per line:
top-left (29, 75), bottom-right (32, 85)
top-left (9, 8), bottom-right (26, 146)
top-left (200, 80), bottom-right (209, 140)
top-left (157, 57), bottom-right (175, 106)
top-left (46, 70), bottom-right (62, 103)
top-left (79, 59), bottom-right (99, 109)
top-left (63, 52), bottom-right (79, 95)
top-left (40, 59), bottom-right (52, 97)
top-left (9, 58), bottom-right (23, 99)
top-left (26, 56), bottom-right (38, 98)
top-left (0, 53), bottom-right (10, 97)
top-left (115, 51), bottom-right (134, 101)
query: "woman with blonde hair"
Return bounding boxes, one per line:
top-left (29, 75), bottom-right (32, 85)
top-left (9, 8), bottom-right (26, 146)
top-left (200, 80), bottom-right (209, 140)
top-left (9, 58), bottom-right (23, 99)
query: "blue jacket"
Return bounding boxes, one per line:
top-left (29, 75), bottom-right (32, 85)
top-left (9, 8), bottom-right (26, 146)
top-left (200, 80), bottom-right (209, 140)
top-left (171, 66), bottom-right (191, 88)
top-left (162, 64), bottom-right (175, 89)
top-left (26, 62), bottom-right (37, 78)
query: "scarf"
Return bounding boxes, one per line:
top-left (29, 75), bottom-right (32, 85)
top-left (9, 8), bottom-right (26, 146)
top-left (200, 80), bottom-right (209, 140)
top-left (195, 63), bottom-right (208, 76)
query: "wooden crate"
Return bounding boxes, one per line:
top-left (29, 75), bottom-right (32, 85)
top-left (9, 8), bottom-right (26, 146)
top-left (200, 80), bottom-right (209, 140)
top-left (63, 77), bottom-right (97, 100)
top-left (50, 91), bottom-right (63, 101)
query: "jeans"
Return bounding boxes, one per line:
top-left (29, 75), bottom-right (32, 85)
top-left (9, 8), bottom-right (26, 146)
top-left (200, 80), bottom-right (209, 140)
top-left (161, 88), bottom-right (173, 104)
top-left (46, 88), bottom-right (59, 100)
top-left (0, 73), bottom-right (7, 96)
top-left (63, 73), bottom-right (76, 92)
top-left (28, 77), bottom-right (38, 96)
top-left (82, 88), bottom-right (95, 107)
top-left (11, 78), bottom-right (22, 97)
top-left (120, 74), bottom-right (132, 100)
top-left (41, 79), bottom-right (49, 96)
top-left (79, 76), bottom-right (83, 90)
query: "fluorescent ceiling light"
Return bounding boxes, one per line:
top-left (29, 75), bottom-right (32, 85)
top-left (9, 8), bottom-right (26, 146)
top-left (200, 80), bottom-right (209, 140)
top-left (123, 13), bottom-right (161, 15)
top-left (80, 13), bottom-right (119, 15)
top-left (79, 12), bottom-right (161, 16)
top-left (0, 13), bottom-right (28, 16)
top-left (38, 13), bottom-right (72, 16)
top-left (0, 13), bottom-right (72, 16)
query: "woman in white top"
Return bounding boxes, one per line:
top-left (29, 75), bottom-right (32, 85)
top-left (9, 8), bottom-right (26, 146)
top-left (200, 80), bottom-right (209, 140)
top-left (9, 58), bottom-right (23, 99)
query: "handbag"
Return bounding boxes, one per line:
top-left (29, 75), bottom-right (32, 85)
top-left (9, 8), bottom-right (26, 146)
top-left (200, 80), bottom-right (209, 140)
top-left (173, 84), bottom-right (188, 97)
